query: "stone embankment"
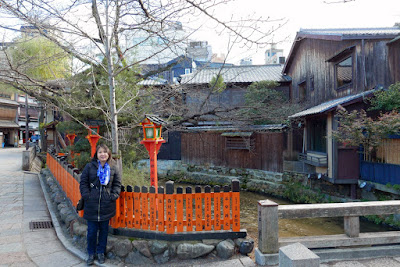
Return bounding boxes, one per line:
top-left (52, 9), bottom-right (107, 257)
top-left (137, 160), bottom-right (285, 196)
top-left (40, 169), bottom-right (255, 265)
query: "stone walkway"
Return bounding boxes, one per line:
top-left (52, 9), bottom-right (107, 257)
top-left (0, 147), bottom-right (85, 267)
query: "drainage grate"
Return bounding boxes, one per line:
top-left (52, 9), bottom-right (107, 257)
top-left (29, 221), bottom-right (54, 230)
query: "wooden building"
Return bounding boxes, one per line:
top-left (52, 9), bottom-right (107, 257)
top-left (283, 27), bottom-right (400, 194)
top-left (181, 125), bottom-right (286, 172)
top-left (180, 64), bottom-right (291, 122)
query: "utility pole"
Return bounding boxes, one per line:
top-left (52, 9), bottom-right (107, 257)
top-left (25, 94), bottom-right (29, 150)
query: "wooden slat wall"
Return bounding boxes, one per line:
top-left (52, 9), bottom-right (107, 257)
top-left (181, 131), bottom-right (284, 172)
top-left (377, 138), bottom-right (400, 165)
top-left (287, 38), bottom-right (395, 107)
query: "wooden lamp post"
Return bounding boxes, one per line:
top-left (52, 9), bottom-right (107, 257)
top-left (86, 125), bottom-right (101, 158)
top-left (140, 115), bottom-right (166, 189)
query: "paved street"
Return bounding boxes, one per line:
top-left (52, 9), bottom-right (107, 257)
top-left (2, 147), bottom-right (400, 266)
top-left (0, 147), bottom-right (85, 267)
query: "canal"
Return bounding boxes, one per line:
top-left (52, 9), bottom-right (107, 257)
top-left (162, 180), bottom-right (394, 259)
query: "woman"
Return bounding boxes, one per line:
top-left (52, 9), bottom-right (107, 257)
top-left (79, 144), bottom-right (121, 265)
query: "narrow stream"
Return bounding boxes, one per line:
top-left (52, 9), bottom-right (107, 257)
top-left (240, 190), bottom-right (394, 238)
top-left (162, 180), bottom-right (394, 239)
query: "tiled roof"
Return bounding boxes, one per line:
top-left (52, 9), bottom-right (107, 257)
top-left (180, 64), bottom-right (290, 85)
top-left (186, 124), bottom-right (286, 132)
top-left (138, 78), bottom-right (168, 86)
top-left (0, 98), bottom-right (19, 106)
top-left (289, 90), bottom-right (376, 119)
top-left (298, 27), bottom-right (400, 39)
top-left (0, 120), bottom-right (19, 128)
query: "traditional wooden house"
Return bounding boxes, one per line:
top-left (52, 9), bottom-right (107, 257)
top-left (181, 125), bottom-right (286, 172)
top-left (283, 27), bottom-right (400, 196)
top-left (176, 64), bottom-right (291, 172)
top-left (180, 64), bottom-right (291, 122)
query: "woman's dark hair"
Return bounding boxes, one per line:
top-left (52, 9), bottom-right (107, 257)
top-left (93, 144), bottom-right (113, 165)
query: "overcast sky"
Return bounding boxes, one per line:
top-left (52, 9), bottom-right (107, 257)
top-left (193, 0), bottom-right (400, 65)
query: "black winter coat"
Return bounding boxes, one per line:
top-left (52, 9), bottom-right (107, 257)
top-left (79, 160), bottom-right (122, 222)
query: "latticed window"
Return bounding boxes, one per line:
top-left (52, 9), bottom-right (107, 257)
top-left (222, 132), bottom-right (255, 150)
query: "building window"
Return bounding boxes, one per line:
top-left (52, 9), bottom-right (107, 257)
top-left (310, 76), bottom-right (314, 91)
top-left (336, 56), bottom-right (353, 89)
top-left (307, 118), bottom-right (326, 153)
top-left (222, 132), bottom-right (254, 150)
top-left (185, 68), bottom-right (191, 74)
top-left (298, 80), bottom-right (307, 102)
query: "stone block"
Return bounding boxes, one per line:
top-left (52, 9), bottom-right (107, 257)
top-left (279, 243), bottom-right (319, 267)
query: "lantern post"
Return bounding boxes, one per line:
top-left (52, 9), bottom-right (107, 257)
top-left (66, 133), bottom-right (77, 146)
top-left (140, 115), bottom-right (166, 189)
top-left (86, 125), bottom-right (101, 158)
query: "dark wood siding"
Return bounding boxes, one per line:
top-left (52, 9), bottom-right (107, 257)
top-left (337, 147), bottom-right (360, 180)
top-left (181, 131), bottom-right (284, 172)
top-left (287, 38), bottom-right (395, 107)
top-left (158, 131), bottom-right (181, 160)
top-left (388, 40), bottom-right (400, 83)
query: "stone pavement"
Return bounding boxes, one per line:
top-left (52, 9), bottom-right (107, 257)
top-left (2, 147), bottom-right (400, 267)
top-left (0, 147), bottom-right (85, 267)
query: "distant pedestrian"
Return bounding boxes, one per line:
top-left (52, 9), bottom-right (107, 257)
top-left (79, 144), bottom-right (121, 265)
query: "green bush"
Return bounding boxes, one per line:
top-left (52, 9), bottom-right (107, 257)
top-left (121, 165), bottom-right (149, 187)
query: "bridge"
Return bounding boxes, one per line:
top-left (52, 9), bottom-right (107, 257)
top-left (256, 199), bottom-right (400, 265)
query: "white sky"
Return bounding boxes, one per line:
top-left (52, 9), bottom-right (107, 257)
top-left (1, 0), bottom-right (398, 66)
top-left (192, 0), bottom-right (400, 65)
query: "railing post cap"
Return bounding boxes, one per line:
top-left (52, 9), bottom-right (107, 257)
top-left (258, 199), bottom-right (278, 207)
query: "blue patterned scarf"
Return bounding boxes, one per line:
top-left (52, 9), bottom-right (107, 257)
top-left (97, 160), bottom-right (110, 185)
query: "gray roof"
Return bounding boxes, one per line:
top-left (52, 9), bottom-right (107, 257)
top-left (138, 78), bottom-right (168, 86)
top-left (289, 90), bottom-right (375, 119)
top-left (180, 64), bottom-right (290, 85)
top-left (0, 120), bottom-right (20, 128)
top-left (298, 27), bottom-right (400, 39)
top-left (0, 98), bottom-right (19, 106)
top-left (186, 124), bottom-right (286, 132)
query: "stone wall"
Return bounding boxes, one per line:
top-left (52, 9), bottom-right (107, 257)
top-left (137, 159), bottom-right (285, 196)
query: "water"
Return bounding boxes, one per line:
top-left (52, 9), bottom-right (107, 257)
top-left (240, 190), bottom-right (395, 239)
top-left (161, 180), bottom-right (393, 239)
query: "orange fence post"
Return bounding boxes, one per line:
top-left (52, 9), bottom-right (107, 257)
top-left (213, 186), bottom-right (221, 230)
top-left (204, 186), bottom-right (212, 231)
top-left (133, 186), bottom-right (141, 229)
top-left (141, 186), bottom-right (149, 230)
top-left (149, 186), bottom-right (157, 231)
top-left (113, 193), bottom-right (120, 228)
top-left (119, 186), bottom-right (126, 228)
top-left (231, 180), bottom-right (240, 232)
top-left (223, 185), bottom-right (231, 230)
top-left (157, 186), bottom-right (165, 232)
top-left (126, 186), bottom-right (133, 228)
top-left (185, 187), bottom-right (193, 231)
top-left (195, 186), bottom-right (202, 231)
top-left (165, 181), bottom-right (175, 234)
top-left (176, 187), bottom-right (184, 232)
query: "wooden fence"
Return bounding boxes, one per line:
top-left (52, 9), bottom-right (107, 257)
top-left (47, 152), bottom-right (241, 234)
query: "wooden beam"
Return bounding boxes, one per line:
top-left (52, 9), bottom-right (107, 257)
top-left (279, 231), bottom-right (400, 249)
top-left (278, 200), bottom-right (400, 219)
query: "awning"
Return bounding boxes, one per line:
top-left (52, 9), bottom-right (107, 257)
top-left (0, 120), bottom-right (20, 129)
top-left (289, 89), bottom-right (375, 119)
top-left (221, 132), bottom-right (253, 137)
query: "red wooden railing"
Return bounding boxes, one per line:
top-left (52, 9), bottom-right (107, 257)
top-left (47, 152), bottom-right (241, 234)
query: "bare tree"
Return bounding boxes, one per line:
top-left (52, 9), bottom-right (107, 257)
top-left (0, 0), bottom-right (286, 155)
